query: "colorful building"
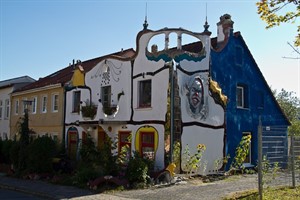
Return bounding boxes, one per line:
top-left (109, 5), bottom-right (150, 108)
top-left (65, 20), bottom-right (227, 174)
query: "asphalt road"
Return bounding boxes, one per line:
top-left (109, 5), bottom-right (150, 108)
top-left (0, 188), bottom-right (46, 200)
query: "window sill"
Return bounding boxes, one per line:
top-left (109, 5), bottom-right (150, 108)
top-left (236, 107), bottom-right (250, 111)
top-left (135, 107), bottom-right (152, 111)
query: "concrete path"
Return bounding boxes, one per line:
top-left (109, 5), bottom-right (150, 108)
top-left (0, 173), bottom-right (296, 200)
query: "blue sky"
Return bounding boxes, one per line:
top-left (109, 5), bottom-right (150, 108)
top-left (1, 0), bottom-right (299, 97)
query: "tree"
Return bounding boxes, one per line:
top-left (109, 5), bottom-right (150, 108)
top-left (274, 88), bottom-right (300, 135)
top-left (257, 0), bottom-right (300, 47)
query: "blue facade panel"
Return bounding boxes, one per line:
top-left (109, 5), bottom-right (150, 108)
top-left (211, 32), bottom-right (289, 169)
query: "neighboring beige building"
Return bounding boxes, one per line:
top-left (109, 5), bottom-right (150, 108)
top-left (0, 76), bottom-right (35, 140)
top-left (10, 84), bottom-right (64, 141)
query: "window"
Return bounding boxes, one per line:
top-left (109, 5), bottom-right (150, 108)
top-left (31, 97), bottom-right (37, 114)
top-left (4, 99), bottom-right (9, 119)
top-left (22, 98), bottom-right (28, 113)
top-left (138, 79), bottom-right (152, 108)
top-left (73, 91), bottom-right (81, 113)
top-left (242, 132), bottom-right (252, 166)
top-left (119, 131), bottom-right (131, 163)
top-left (236, 85), bottom-right (248, 108)
top-left (15, 99), bottom-right (19, 115)
top-left (101, 86), bottom-right (111, 108)
top-left (52, 94), bottom-right (59, 112)
top-left (0, 100), bottom-right (2, 119)
top-left (140, 132), bottom-right (155, 160)
top-left (41, 96), bottom-right (47, 113)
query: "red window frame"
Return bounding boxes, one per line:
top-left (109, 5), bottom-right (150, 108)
top-left (118, 131), bottom-right (131, 153)
top-left (140, 131), bottom-right (155, 159)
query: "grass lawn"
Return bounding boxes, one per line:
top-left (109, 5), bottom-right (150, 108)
top-left (224, 186), bottom-right (300, 200)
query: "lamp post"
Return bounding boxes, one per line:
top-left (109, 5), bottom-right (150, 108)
top-left (20, 100), bottom-right (33, 145)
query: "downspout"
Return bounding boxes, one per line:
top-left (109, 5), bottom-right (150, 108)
top-left (62, 85), bottom-right (67, 154)
top-left (170, 60), bottom-right (175, 162)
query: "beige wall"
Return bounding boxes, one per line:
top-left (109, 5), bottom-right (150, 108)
top-left (10, 85), bottom-right (64, 142)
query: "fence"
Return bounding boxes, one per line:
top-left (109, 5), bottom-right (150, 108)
top-left (258, 123), bottom-right (300, 199)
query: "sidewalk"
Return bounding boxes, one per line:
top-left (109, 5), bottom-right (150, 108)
top-left (0, 173), bottom-right (257, 200)
top-left (0, 174), bottom-right (139, 200)
top-left (0, 174), bottom-right (94, 199)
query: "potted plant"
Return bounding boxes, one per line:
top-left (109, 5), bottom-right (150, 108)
top-left (102, 105), bottom-right (118, 116)
top-left (81, 100), bottom-right (97, 120)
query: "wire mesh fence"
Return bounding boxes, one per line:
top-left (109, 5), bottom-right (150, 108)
top-left (259, 125), bottom-right (300, 192)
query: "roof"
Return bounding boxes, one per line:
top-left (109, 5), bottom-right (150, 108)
top-left (0, 76), bottom-right (35, 89)
top-left (14, 48), bottom-right (135, 93)
top-left (211, 31), bottom-right (291, 125)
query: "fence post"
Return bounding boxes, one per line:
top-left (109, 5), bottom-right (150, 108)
top-left (258, 116), bottom-right (263, 200)
top-left (291, 133), bottom-right (296, 188)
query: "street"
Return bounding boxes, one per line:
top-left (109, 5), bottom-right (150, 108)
top-left (0, 188), bottom-right (46, 200)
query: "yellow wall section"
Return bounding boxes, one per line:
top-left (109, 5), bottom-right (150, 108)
top-left (135, 126), bottom-right (159, 154)
top-left (71, 68), bottom-right (85, 87)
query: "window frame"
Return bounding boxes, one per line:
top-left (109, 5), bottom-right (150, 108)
top-left (73, 91), bottom-right (81, 113)
top-left (118, 131), bottom-right (132, 164)
top-left (4, 99), bottom-right (10, 119)
top-left (236, 86), bottom-right (244, 108)
top-left (236, 84), bottom-right (248, 109)
top-left (41, 95), bottom-right (47, 113)
top-left (140, 131), bottom-right (155, 160)
top-left (52, 93), bottom-right (59, 112)
top-left (101, 85), bottom-right (111, 108)
top-left (15, 99), bottom-right (19, 115)
top-left (22, 98), bottom-right (28, 114)
top-left (31, 96), bottom-right (37, 114)
top-left (0, 100), bottom-right (3, 119)
top-left (118, 131), bottom-right (131, 153)
top-left (138, 79), bottom-right (152, 108)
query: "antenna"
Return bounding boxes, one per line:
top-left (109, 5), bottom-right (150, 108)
top-left (143, 2), bottom-right (148, 30)
top-left (203, 3), bottom-right (210, 32)
top-left (206, 3), bottom-right (207, 23)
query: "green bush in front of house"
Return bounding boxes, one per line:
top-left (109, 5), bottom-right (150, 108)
top-left (0, 139), bottom-right (14, 164)
top-left (26, 136), bottom-right (57, 174)
top-left (125, 151), bottom-right (153, 187)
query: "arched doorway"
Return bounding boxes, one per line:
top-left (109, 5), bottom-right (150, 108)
top-left (67, 127), bottom-right (78, 160)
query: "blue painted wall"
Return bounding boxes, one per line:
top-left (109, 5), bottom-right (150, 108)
top-left (210, 31), bottom-right (289, 169)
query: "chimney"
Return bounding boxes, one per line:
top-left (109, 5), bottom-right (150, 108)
top-left (217, 14), bottom-right (234, 44)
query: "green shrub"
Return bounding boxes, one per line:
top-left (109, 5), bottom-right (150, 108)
top-left (1, 140), bottom-right (15, 164)
top-left (79, 135), bottom-right (119, 176)
top-left (125, 151), bottom-right (151, 185)
top-left (182, 144), bottom-right (206, 176)
top-left (26, 136), bottom-right (57, 173)
top-left (80, 134), bottom-right (99, 164)
top-left (230, 134), bottom-right (251, 173)
top-left (72, 164), bottom-right (103, 188)
top-left (9, 141), bottom-right (21, 171)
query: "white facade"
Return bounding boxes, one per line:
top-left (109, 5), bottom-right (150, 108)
top-left (0, 87), bottom-right (12, 140)
top-left (65, 27), bottom-right (226, 173)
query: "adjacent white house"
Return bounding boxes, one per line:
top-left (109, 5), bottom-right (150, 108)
top-left (0, 76), bottom-right (35, 140)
